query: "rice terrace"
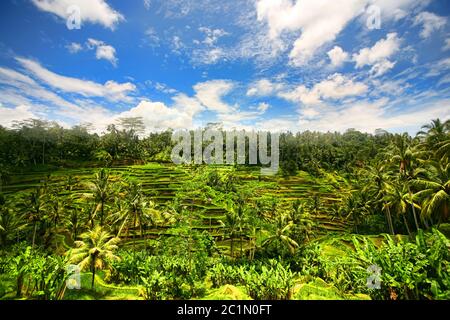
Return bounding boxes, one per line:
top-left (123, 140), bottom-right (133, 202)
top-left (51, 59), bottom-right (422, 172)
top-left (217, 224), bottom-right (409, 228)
top-left (0, 0), bottom-right (450, 304)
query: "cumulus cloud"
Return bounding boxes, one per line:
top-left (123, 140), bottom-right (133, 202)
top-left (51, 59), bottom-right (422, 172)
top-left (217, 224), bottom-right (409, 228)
top-left (327, 46), bottom-right (349, 68)
top-left (16, 57), bottom-right (135, 102)
top-left (279, 73), bottom-right (368, 106)
top-left (246, 79), bottom-right (284, 97)
top-left (298, 98), bottom-right (450, 133)
top-left (413, 11), bottom-right (446, 39)
top-left (352, 33), bottom-right (400, 77)
top-left (0, 104), bottom-right (41, 127)
top-left (193, 80), bottom-right (235, 113)
top-left (66, 42), bottom-right (83, 54)
top-left (31, 0), bottom-right (124, 29)
top-left (86, 38), bottom-right (118, 66)
top-left (256, 0), bottom-right (422, 66)
top-left (116, 100), bottom-right (194, 131)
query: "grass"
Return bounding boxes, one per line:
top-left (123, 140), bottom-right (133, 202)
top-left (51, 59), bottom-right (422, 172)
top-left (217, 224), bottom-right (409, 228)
top-left (63, 272), bottom-right (141, 300)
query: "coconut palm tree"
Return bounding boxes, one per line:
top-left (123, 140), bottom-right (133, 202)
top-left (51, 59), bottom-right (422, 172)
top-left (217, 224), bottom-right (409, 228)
top-left (290, 201), bottom-right (314, 241)
top-left (385, 133), bottom-right (416, 176)
top-left (21, 187), bottom-right (47, 247)
top-left (413, 160), bottom-right (450, 224)
top-left (88, 169), bottom-right (114, 226)
top-left (262, 213), bottom-right (299, 257)
top-left (115, 181), bottom-right (151, 247)
top-left (418, 119), bottom-right (450, 149)
top-left (382, 181), bottom-right (415, 236)
top-left (223, 201), bottom-right (239, 258)
top-left (0, 195), bottom-right (27, 245)
top-left (68, 226), bottom-right (120, 289)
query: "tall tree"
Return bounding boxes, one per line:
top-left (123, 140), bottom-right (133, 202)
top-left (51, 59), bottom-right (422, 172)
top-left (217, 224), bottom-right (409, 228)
top-left (68, 226), bottom-right (120, 289)
top-left (88, 169), bottom-right (114, 226)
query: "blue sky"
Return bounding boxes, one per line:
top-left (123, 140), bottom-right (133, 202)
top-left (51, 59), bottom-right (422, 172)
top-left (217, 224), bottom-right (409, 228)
top-left (0, 0), bottom-right (449, 134)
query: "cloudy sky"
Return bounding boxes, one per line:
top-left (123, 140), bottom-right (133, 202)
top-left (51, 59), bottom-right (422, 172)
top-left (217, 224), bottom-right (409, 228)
top-left (0, 0), bottom-right (449, 134)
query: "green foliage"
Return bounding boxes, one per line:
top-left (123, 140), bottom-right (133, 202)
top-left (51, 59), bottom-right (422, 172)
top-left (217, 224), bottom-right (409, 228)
top-left (3, 243), bottom-right (68, 299)
top-left (209, 259), bottom-right (296, 300)
top-left (352, 229), bottom-right (450, 299)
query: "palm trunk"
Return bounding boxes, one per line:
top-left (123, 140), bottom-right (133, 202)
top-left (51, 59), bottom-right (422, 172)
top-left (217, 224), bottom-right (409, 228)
top-left (408, 187), bottom-right (420, 231)
top-left (91, 264), bottom-right (96, 289)
top-left (402, 214), bottom-right (412, 238)
top-left (230, 235), bottom-right (234, 259)
top-left (386, 205), bottom-right (394, 235)
top-left (100, 201), bottom-right (104, 226)
top-left (444, 203), bottom-right (449, 222)
top-left (133, 213), bottom-right (137, 253)
top-left (16, 274), bottom-right (23, 297)
top-left (32, 222), bottom-right (37, 247)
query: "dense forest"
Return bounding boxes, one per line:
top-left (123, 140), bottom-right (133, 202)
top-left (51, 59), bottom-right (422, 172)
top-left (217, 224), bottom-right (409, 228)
top-left (0, 117), bottom-right (449, 300)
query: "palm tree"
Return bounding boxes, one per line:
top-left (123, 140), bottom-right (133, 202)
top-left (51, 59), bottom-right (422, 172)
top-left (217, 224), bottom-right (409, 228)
top-left (22, 187), bottom-right (47, 247)
top-left (290, 201), bottom-right (314, 241)
top-left (115, 181), bottom-right (150, 247)
top-left (68, 226), bottom-right (120, 289)
top-left (262, 213), bottom-right (299, 257)
top-left (382, 181), bottom-right (415, 236)
top-left (0, 195), bottom-right (27, 245)
top-left (46, 188), bottom-right (68, 231)
top-left (224, 203), bottom-right (239, 258)
top-left (413, 160), bottom-right (450, 224)
top-left (88, 169), bottom-right (114, 226)
top-left (418, 119), bottom-right (450, 148)
top-left (385, 133), bottom-right (416, 176)
top-left (0, 165), bottom-right (10, 193)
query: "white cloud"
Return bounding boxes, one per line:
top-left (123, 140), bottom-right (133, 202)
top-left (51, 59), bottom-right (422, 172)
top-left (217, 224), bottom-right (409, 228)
top-left (171, 36), bottom-right (184, 53)
top-left (193, 80), bottom-right (235, 113)
top-left (171, 93), bottom-right (204, 116)
top-left (87, 38), bottom-right (118, 66)
top-left (256, 0), bottom-right (422, 66)
top-left (0, 66), bottom-right (82, 111)
top-left (254, 118), bottom-right (298, 133)
top-left (413, 11), bottom-right (446, 39)
top-left (257, 102), bottom-right (270, 113)
top-left (257, 0), bottom-right (365, 66)
top-left (353, 33), bottom-right (400, 76)
top-left (116, 100), bottom-right (194, 132)
top-left (66, 42), bottom-right (83, 54)
top-left (370, 60), bottom-right (396, 77)
top-left (145, 28), bottom-right (160, 47)
top-left (154, 82), bottom-right (177, 94)
top-left (426, 57), bottom-right (450, 77)
top-left (327, 46), bottom-right (348, 68)
top-left (246, 79), bottom-right (284, 97)
top-left (200, 48), bottom-right (225, 64)
top-left (279, 73), bottom-right (368, 105)
top-left (144, 0), bottom-right (151, 10)
top-left (31, 0), bottom-right (124, 29)
top-left (297, 98), bottom-right (450, 133)
top-left (191, 27), bottom-right (229, 64)
top-left (0, 105), bottom-right (40, 127)
top-left (198, 27), bottom-right (229, 46)
top-left (16, 57), bottom-right (135, 102)
top-left (444, 38), bottom-right (450, 51)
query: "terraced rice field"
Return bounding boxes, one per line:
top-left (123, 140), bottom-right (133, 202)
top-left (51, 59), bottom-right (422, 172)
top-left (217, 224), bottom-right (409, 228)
top-left (4, 163), bottom-right (351, 252)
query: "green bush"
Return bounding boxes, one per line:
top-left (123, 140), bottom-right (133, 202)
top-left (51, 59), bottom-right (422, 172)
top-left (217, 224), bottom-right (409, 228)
top-left (352, 229), bottom-right (450, 300)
